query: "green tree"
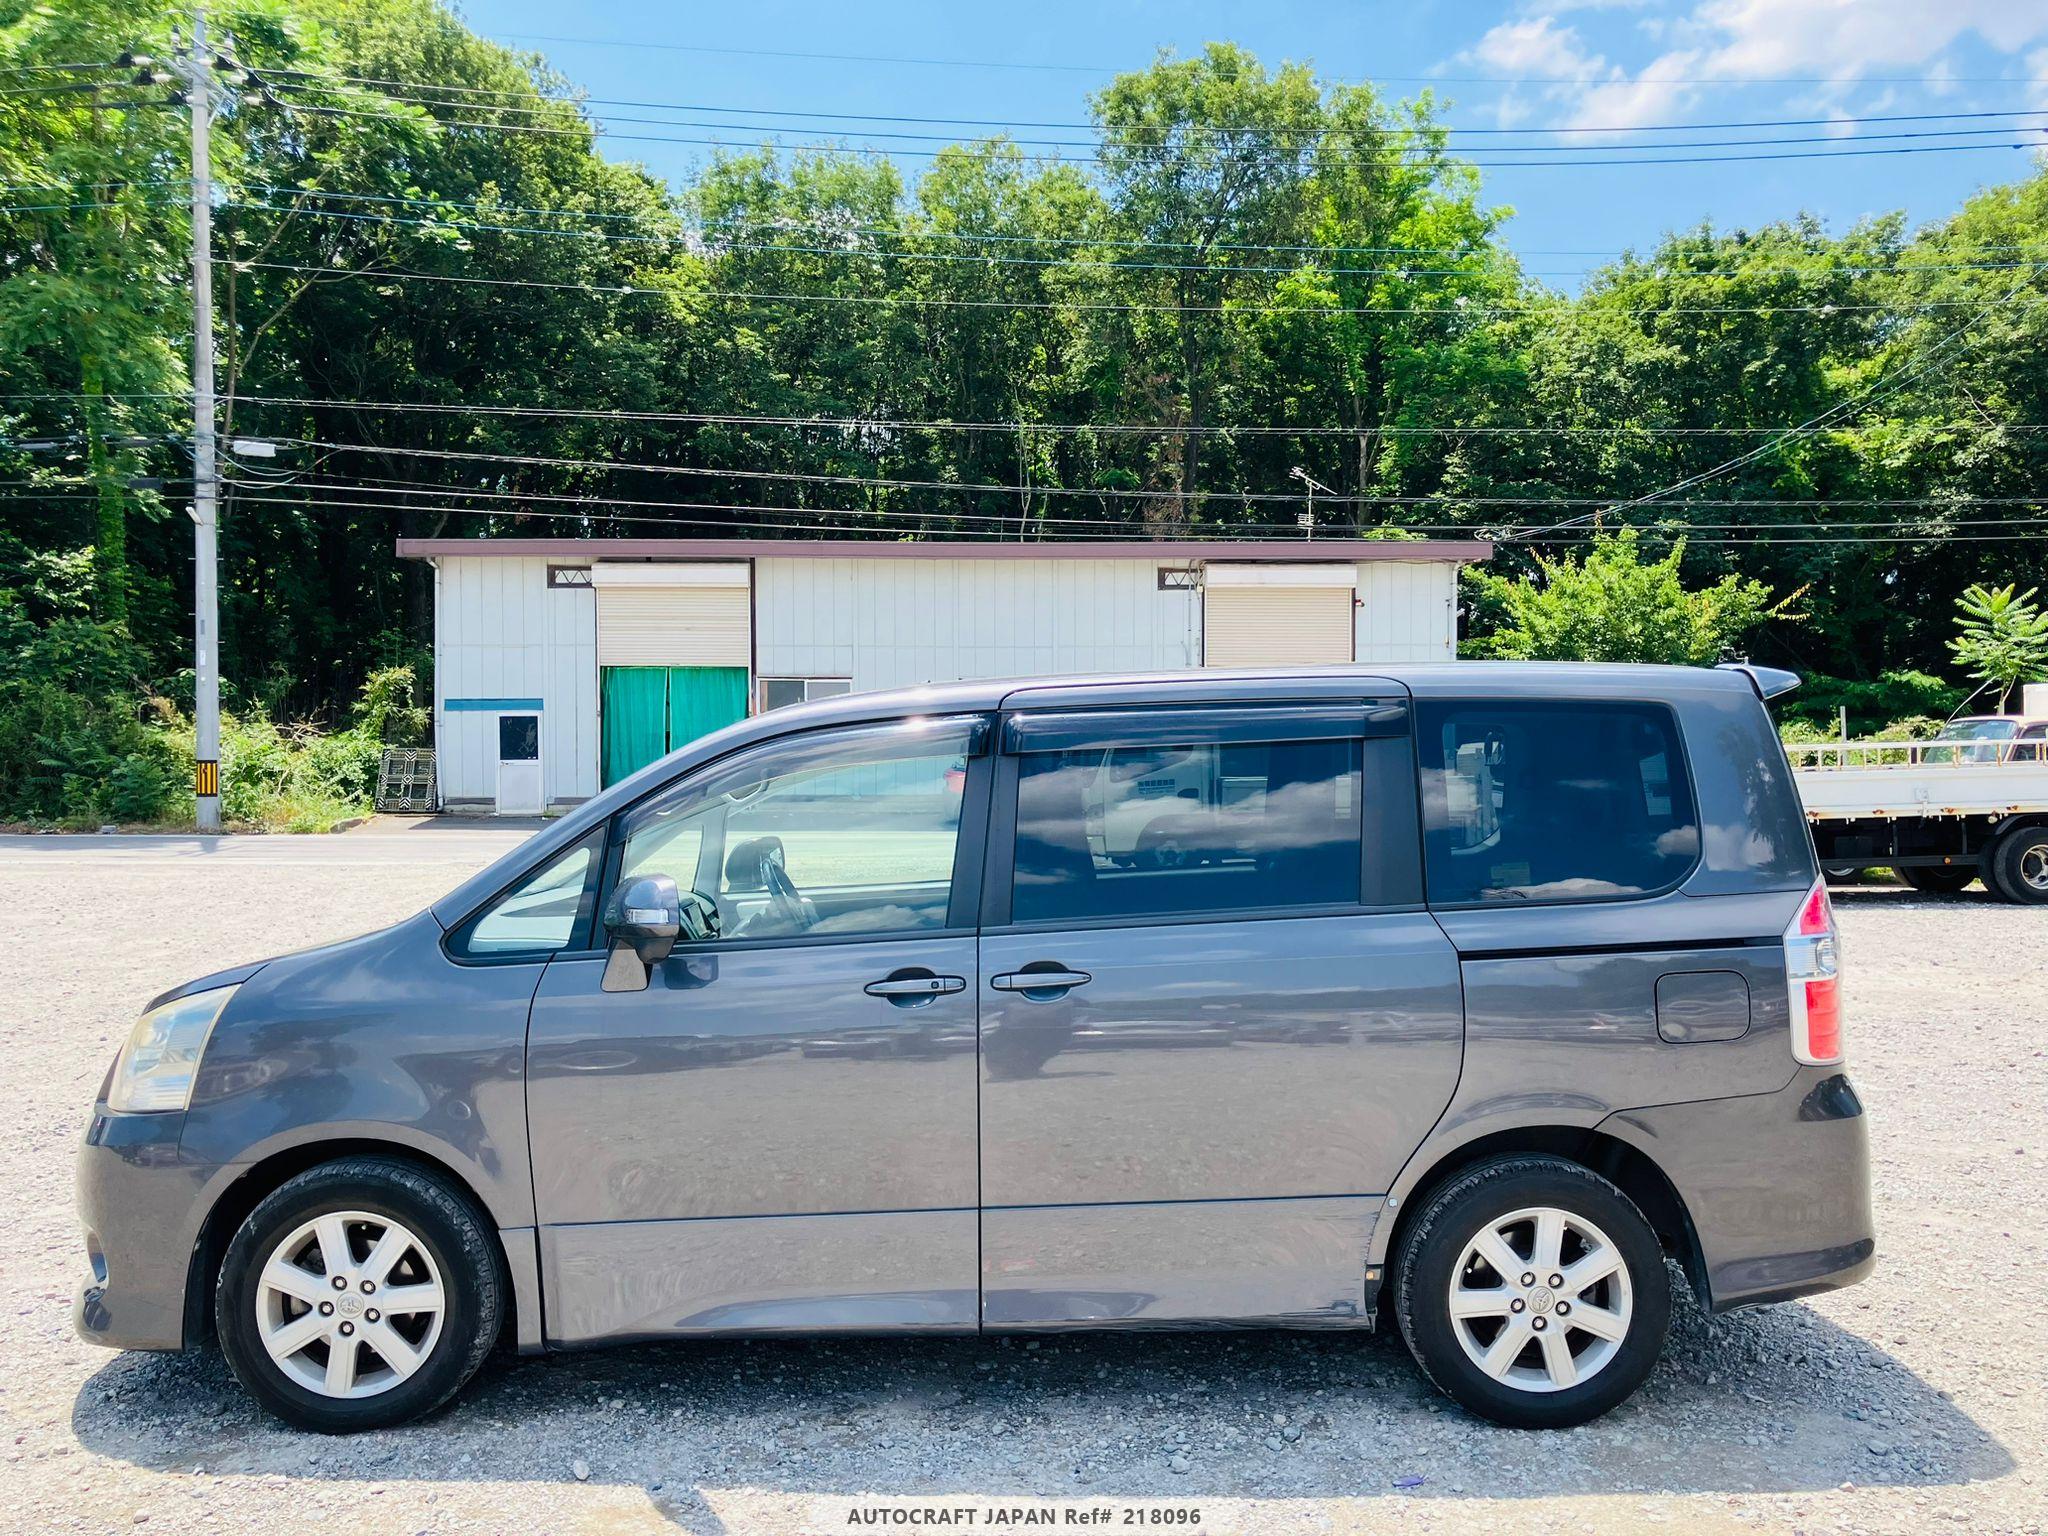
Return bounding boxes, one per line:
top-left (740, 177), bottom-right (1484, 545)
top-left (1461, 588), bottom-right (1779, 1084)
top-left (1949, 583), bottom-right (2048, 712)
top-left (1465, 530), bottom-right (1795, 665)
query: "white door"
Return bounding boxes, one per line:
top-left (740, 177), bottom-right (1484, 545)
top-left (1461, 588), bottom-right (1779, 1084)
top-left (496, 713), bottom-right (544, 815)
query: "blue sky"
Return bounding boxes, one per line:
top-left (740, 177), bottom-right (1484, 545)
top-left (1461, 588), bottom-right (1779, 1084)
top-left (456, 0), bottom-right (2048, 282)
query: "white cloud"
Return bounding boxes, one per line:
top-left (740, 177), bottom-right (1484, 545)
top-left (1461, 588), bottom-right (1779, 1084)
top-left (1457, 1), bottom-right (2048, 134)
top-left (1468, 16), bottom-right (1608, 82)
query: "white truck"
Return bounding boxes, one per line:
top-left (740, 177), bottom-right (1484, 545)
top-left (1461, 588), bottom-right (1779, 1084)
top-left (1772, 679), bottom-right (2048, 903)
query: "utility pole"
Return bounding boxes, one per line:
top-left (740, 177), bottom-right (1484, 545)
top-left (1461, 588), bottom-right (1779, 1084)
top-left (184, 11), bottom-right (220, 831)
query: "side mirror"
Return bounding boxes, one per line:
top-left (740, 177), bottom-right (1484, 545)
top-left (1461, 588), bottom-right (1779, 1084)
top-left (601, 875), bottom-right (697, 992)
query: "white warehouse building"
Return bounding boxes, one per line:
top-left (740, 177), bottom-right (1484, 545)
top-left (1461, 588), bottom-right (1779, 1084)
top-left (397, 537), bottom-right (1492, 814)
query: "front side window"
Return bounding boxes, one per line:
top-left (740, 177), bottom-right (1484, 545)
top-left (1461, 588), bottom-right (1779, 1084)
top-left (613, 721), bottom-right (977, 943)
top-left (450, 832), bottom-right (601, 957)
top-left (1011, 738), bottom-right (1364, 924)
top-left (1419, 700), bottom-right (1699, 905)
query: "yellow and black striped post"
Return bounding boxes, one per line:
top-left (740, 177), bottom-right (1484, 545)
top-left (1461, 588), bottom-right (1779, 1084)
top-left (195, 759), bottom-right (219, 801)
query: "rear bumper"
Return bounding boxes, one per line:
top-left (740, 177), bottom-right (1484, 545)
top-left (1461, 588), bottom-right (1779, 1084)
top-left (74, 1108), bottom-right (218, 1351)
top-left (1601, 1068), bottom-right (1875, 1313)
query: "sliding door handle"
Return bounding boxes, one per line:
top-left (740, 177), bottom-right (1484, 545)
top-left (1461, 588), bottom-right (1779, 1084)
top-left (990, 968), bottom-right (1092, 998)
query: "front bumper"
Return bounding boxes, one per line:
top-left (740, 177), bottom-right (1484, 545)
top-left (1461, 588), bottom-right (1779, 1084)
top-left (74, 1107), bottom-right (217, 1351)
top-left (1602, 1067), bottom-right (1875, 1312)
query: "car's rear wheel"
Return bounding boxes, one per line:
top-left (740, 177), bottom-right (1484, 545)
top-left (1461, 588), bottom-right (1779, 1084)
top-left (1393, 1156), bottom-right (1670, 1429)
top-left (1987, 826), bottom-right (2048, 905)
top-left (216, 1157), bottom-right (501, 1433)
top-left (1898, 865), bottom-right (1977, 895)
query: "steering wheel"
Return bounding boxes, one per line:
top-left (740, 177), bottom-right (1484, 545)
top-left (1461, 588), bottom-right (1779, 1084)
top-left (763, 856), bottom-right (818, 932)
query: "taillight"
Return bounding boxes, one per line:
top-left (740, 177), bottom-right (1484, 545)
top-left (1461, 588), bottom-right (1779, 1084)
top-left (1784, 879), bottom-right (1843, 1065)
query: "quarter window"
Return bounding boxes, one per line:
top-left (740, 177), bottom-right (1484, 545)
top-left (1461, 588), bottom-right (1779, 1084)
top-left (1419, 701), bottom-right (1699, 905)
top-left (450, 831), bottom-right (602, 957)
top-left (1010, 738), bottom-right (1365, 924)
top-left (613, 721), bottom-right (978, 943)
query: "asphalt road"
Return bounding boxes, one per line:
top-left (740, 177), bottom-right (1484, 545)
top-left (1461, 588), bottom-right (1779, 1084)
top-left (1, 829), bottom-right (2041, 1535)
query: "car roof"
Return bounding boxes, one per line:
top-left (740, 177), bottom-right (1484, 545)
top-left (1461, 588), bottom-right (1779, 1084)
top-left (428, 660), bottom-right (1758, 927)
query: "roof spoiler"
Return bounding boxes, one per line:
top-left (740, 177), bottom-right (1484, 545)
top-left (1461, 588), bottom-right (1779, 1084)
top-left (1717, 662), bottom-right (1802, 701)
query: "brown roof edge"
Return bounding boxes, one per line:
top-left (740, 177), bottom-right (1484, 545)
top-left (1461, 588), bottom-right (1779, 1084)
top-left (393, 536), bottom-right (1494, 564)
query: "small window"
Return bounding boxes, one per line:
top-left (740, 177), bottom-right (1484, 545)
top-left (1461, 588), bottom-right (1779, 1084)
top-left (498, 714), bottom-right (539, 761)
top-left (759, 677), bottom-right (854, 713)
top-left (1419, 700), bottom-right (1699, 906)
top-left (450, 832), bottom-right (601, 957)
top-left (612, 721), bottom-right (978, 943)
top-left (1010, 738), bottom-right (1364, 924)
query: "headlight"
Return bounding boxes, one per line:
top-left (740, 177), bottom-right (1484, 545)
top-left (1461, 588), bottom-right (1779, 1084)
top-left (107, 986), bottom-right (236, 1113)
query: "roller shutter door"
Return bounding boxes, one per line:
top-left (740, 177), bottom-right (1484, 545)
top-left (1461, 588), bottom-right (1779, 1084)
top-left (1203, 585), bottom-right (1355, 667)
top-left (597, 586), bottom-right (749, 667)
top-left (593, 563), bottom-right (751, 668)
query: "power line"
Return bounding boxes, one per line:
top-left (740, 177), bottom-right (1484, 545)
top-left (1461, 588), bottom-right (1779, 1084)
top-left (231, 182), bottom-right (2048, 264)
top-left (244, 438), bottom-right (2048, 514)
top-left (208, 487), bottom-right (2048, 545)
top-left (222, 472), bottom-right (2048, 523)
top-left (233, 257), bottom-right (2023, 319)
top-left (220, 196), bottom-right (2048, 282)
top-left (262, 87), bottom-right (2048, 170)
top-left (258, 77), bottom-right (2048, 153)
top-left (253, 73), bottom-right (2048, 139)
top-left (1521, 274), bottom-right (2048, 539)
top-left (34, 388), bottom-right (2048, 437)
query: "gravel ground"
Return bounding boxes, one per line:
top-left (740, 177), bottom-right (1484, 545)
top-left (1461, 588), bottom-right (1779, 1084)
top-left (0, 831), bottom-right (2041, 1536)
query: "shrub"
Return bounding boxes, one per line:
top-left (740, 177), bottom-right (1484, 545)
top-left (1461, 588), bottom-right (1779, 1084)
top-left (1781, 670), bottom-right (1964, 735)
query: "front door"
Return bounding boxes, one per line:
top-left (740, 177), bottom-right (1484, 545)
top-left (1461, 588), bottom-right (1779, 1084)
top-left (976, 704), bottom-right (1464, 1327)
top-left (495, 713), bottom-right (543, 814)
top-left (526, 715), bottom-right (990, 1343)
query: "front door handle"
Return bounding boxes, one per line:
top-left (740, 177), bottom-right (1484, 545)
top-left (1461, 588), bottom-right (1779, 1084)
top-left (864, 972), bottom-right (967, 1005)
top-left (990, 968), bottom-right (1092, 998)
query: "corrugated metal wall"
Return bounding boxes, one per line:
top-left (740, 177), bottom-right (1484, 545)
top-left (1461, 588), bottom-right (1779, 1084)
top-left (430, 554), bottom-right (1462, 809)
top-left (755, 557), bottom-right (1200, 690)
top-left (433, 558), bottom-right (598, 805)
top-left (1355, 561), bottom-right (1459, 662)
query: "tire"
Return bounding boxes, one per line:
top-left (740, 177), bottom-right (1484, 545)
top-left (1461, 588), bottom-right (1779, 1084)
top-left (1393, 1156), bottom-right (1671, 1430)
top-left (1898, 865), bottom-right (1976, 895)
top-left (215, 1157), bottom-right (502, 1433)
top-left (1987, 826), bottom-right (2048, 905)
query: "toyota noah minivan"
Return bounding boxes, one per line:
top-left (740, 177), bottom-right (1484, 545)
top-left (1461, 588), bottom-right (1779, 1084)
top-left (76, 662), bottom-right (1873, 1433)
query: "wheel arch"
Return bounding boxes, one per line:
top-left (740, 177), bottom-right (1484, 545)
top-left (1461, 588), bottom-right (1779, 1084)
top-left (1369, 1126), bottom-right (1706, 1315)
top-left (184, 1138), bottom-right (523, 1352)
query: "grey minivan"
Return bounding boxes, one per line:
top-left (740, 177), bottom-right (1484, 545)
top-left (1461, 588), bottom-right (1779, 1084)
top-left (76, 663), bottom-right (1873, 1433)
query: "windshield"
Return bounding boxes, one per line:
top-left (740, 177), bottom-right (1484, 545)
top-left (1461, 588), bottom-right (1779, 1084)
top-left (1935, 720), bottom-right (2018, 741)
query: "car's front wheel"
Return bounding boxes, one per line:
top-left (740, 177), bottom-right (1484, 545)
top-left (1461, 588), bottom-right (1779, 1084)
top-left (1394, 1156), bottom-right (1670, 1429)
top-left (215, 1157), bottom-right (502, 1432)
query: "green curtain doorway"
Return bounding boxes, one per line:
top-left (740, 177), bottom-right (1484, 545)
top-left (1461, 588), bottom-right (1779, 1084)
top-left (601, 665), bottom-right (750, 787)
top-left (668, 666), bottom-right (749, 755)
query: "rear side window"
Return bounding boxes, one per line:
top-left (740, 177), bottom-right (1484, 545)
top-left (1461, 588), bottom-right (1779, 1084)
top-left (1010, 738), bottom-right (1365, 923)
top-left (1418, 700), bottom-right (1699, 906)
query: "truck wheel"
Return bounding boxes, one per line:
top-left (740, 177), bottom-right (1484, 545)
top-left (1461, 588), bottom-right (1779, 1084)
top-left (1898, 866), bottom-right (1976, 895)
top-left (1393, 1156), bottom-right (1670, 1430)
top-left (1988, 827), bottom-right (2048, 904)
top-left (215, 1157), bottom-right (503, 1433)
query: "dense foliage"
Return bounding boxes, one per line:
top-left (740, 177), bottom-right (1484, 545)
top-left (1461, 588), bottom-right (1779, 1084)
top-left (2, 0), bottom-right (2045, 821)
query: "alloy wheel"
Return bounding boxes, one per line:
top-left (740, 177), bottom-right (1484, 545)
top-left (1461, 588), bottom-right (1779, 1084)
top-left (1446, 1205), bottom-right (1633, 1394)
top-left (254, 1210), bottom-right (447, 1400)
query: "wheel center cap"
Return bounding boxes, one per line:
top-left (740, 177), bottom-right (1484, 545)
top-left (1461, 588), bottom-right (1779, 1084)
top-left (1528, 1285), bottom-right (1556, 1314)
top-left (336, 1293), bottom-right (363, 1318)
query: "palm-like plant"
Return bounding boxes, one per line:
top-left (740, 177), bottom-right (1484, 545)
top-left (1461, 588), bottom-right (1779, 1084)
top-left (1950, 584), bottom-right (2048, 714)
